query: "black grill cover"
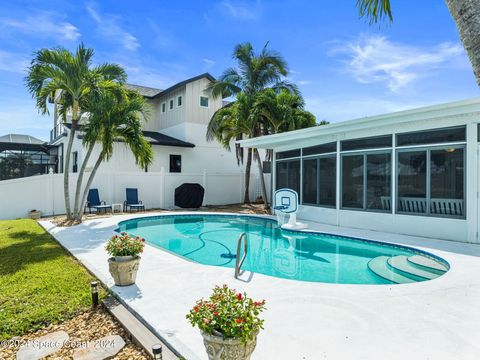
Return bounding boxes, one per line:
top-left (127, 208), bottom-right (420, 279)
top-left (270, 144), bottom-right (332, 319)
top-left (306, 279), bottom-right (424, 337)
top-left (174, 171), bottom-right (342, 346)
top-left (175, 183), bottom-right (205, 208)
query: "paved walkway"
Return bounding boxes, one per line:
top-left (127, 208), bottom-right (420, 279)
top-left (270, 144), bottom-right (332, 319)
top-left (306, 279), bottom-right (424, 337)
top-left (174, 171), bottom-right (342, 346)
top-left (40, 212), bottom-right (480, 360)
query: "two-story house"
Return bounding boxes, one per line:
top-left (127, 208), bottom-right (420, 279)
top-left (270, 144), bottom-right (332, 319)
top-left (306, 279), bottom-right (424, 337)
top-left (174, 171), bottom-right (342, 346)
top-left (49, 73), bottom-right (249, 176)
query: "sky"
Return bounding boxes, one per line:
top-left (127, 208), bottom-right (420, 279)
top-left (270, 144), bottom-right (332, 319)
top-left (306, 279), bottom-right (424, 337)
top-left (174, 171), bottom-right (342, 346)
top-left (0, 0), bottom-right (478, 141)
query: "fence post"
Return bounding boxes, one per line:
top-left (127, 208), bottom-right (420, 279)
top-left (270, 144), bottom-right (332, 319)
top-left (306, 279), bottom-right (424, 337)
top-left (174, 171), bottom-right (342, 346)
top-left (202, 169), bottom-right (208, 206)
top-left (239, 169), bottom-right (244, 204)
top-left (49, 169), bottom-right (55, 216)
top-left (160, 167), bottom-right (165, 209)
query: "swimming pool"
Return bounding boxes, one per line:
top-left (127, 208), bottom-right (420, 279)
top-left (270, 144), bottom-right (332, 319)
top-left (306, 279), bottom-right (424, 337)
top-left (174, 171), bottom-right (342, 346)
top-left (117, 214), bottom-right (449, 285)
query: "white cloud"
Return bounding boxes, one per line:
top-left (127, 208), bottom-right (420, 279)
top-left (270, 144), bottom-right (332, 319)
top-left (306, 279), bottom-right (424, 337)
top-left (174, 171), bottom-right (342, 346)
top-left (305, 96), bottom-right (429, 123)
top-left (203, 58), bottom-right (216, 68)
top-left (0, 51), bottom-right (29, 74)
top-left (298, 80), bottom-right (311, 85)
top-left (86, 4), bottom-right (139, 51)
top-left (218, 1), bottom-right (260, 20)
top-left (330, 35), bottom-right (465, 92)
top-left (0, 12), bottom-right (80, 41)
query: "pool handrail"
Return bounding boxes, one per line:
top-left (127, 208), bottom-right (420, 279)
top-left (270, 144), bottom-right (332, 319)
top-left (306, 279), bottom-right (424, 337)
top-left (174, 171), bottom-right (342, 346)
top-left (235, 232), bottom-right (248, 279)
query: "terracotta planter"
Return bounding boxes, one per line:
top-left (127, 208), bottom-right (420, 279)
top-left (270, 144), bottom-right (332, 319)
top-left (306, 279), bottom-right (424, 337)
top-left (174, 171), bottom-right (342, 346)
top-left (201, 332), bottom-right (257, 360)
top-left (108, 256), bottom-right (140, 286)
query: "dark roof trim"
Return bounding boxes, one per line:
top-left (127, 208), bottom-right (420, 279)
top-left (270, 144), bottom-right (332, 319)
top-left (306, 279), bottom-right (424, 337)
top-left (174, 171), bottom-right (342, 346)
top-left (152, 73), bottom-right (216, 99)
top-left (142, 131), bottom-right (195, 148)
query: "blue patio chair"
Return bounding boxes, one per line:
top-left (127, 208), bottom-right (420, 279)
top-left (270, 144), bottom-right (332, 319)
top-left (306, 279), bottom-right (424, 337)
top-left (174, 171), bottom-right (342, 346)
top-left (85, 188), bottom-right (112, 214)
top-left (124, 188), bottom-right (145, 212)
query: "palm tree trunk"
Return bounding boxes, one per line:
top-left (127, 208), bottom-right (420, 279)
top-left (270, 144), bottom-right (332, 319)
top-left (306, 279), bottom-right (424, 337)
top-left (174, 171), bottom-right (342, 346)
top-left (63, 121), bottom-right (76, 219)
top-left (78, 153), bottom-right (104, 220)
top-left (243, 148), bottom-right (253, 203)
top-left (73, 143), bottom-right (94, 220)
top-left (254, 148), bottom-right (269, 209)
top-left (445, 0), bottom-right (480, 85)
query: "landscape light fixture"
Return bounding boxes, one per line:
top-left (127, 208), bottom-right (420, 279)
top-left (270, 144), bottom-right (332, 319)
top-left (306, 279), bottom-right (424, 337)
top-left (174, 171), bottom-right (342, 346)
top-left (152, 344), bottom-right (163, 360)
top-left (91, 281), bottom-right (99, 308)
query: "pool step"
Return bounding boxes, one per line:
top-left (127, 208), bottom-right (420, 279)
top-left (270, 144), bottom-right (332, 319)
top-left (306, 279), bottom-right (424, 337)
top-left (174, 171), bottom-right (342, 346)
top-left (387, 256), bottom-right (440, 280)
top-left (407, 255), bottom-right (448, 274)
top-left (368, 256), bottom-right (416, 284)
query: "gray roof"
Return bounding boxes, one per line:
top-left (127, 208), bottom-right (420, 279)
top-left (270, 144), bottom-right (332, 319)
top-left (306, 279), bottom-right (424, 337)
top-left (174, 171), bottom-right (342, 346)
top-left (125, 84), bottom-right (163, 98)
top-left (127, 73), bottom-right (216, 100)
top-left (0, 134), bottom-right (46, 144)
top-left (152, 73), bottom-right (215, 98)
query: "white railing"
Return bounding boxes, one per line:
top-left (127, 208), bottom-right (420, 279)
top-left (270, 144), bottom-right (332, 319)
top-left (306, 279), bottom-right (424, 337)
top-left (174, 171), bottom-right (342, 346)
top-left (381, 196), bottom-right (464, 216)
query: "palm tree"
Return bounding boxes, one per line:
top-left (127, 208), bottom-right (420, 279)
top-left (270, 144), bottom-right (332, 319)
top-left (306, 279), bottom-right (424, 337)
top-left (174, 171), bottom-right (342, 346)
top-left (207, 94), bottom-right (258, 203)
top-left (25, 44), bottom-right (126, 220)
top-left (208, 42), bottom-right (297, 203)
top-left (357, 0), bottom-right (480, 86)
top-left (253, 89), bottom-right (317, 134)
top-left (77, 86), bottom-right (153, 220)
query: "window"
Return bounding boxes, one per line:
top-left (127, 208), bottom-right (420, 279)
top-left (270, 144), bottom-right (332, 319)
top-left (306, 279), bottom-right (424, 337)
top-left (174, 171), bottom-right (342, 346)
top-left (169, 99), bottom-right (174, 110)
top-left (177, 95), bottom-right (183, 107)
top-left (276, 149), bottom-right (300, 160)
top-left (430, 148), bottom-right (464, 216)
top-left (397, 147), bottom-right (465, 217)
top-left (342, 155), bottom-right (364, 209)
top-left (341, 135), bottom-right (392, 151)
top-left (200, 96), bottom-right (209, 107)
top-left (397, 151), bottom-right (427, 214)
top-left (342, 152), bottom-right (391, 211)
top-left (302, 159), bottom-right (317, 204)
top-left (161, 103), bottom-right (166, 113)
top-left (303, 142), bottom-right (336, 156)
top-left (396, 126), bottom-right (465, 147)
top-left (366, 153), bottom-right (391, 210)
top-left (276, 160), bottom-right (300, 194)
top-left (319, 157), bottom-right (336, 206)
top-left (169, 154), bottom-right (181, 173)
top-left (302, 156), bottom-right (336, 207)
top-left (72, 151), bottom-right (78, 173)
top-left (262, 161), bottom-right (271, 174)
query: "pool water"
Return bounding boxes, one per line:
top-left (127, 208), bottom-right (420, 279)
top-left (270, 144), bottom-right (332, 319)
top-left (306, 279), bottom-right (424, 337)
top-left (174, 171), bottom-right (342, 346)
top-left (117, 215), bottom-right (448, 285)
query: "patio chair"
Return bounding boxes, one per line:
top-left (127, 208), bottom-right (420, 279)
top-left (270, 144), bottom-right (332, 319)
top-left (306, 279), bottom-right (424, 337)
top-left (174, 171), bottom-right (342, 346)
top-left (124, 188), bottom-right (145, 212)
top-left (85, 188), bottom-right (112, 214)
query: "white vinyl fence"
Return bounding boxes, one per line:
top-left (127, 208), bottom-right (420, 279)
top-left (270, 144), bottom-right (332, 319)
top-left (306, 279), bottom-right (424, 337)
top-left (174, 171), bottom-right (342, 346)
top-left (0, 169), bottom-right (271, 220)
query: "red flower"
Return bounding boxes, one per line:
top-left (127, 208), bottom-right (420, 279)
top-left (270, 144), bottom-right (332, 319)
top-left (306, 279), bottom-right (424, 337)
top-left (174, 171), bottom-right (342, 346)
top-left (235, 318), bottom-right (243, 324)
top-left (194, 306), bottom-right (199, 313)
top-left (213, 311), bottom-right (219, 316)
top-left (236, 293), bottom-right (243, 301)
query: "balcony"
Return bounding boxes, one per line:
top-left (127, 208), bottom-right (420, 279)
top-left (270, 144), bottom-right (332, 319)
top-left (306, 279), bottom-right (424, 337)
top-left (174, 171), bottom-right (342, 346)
top-left (50, 123), bottom-right (67, 142)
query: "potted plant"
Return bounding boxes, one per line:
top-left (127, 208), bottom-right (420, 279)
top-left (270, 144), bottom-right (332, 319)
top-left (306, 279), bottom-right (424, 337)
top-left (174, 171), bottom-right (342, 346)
top-left (186, 285), bottom-right (266, 360)
top-left (105, 232), bottom-right (145, 286)
top-left (28, 209), bottom-right (42, 219)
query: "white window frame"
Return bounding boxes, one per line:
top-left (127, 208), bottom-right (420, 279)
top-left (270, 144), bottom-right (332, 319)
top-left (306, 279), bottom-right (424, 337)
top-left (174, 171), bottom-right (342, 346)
top-left (176, 95), bottom-right (183, 108)
top-left (168, 98), bottom-right (174, 111)
top-left (199, 95), bottom-right (209, 108)
top-left (161, 102), bottom-right (166, 113)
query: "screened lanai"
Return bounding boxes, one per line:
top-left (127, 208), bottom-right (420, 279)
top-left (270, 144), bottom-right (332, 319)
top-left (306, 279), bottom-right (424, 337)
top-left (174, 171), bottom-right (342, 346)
top-left (0, 134), bottom-right (58, 181)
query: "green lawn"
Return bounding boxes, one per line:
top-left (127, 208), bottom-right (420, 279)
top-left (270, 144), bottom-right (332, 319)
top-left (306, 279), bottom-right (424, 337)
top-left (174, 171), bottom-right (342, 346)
top-left (0, 219), bottom-right (106, 340)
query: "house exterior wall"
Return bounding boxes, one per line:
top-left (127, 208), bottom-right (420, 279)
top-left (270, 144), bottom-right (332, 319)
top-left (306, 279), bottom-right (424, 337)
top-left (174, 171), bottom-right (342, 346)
top-left (243, 99), bottom-right (480, 244)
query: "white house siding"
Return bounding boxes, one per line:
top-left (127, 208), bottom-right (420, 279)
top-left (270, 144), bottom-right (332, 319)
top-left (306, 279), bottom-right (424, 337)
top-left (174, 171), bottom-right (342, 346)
top-left (240, 98), bottom-right (480, 244)
top-left (185, 77), bottom-right (222, 125)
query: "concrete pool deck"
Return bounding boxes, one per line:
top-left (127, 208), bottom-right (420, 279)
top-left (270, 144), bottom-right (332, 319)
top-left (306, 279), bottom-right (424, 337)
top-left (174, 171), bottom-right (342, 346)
top-left (40, 212), bottom-right (480, 360)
